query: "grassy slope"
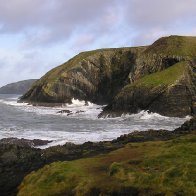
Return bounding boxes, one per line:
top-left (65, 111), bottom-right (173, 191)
top-left (18, 134), bottom-right (196, 196)
top-left (27, 47), bottom-right (145, 98)
top-left (117, 61), bottom-right (188, 98)
top-left (35, 47), bottom-right (144, 83)
top-left (144, 35), bottom-right (196, 57)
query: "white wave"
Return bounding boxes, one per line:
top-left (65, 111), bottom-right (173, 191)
top-left (0, 127), bottom-right (135, 149)
top-left (0, 97), bottom-right (103, 119)
top-left (0, 95), bottom-right (190, 149)
top-left (0, 99), bottom-right (29, 107)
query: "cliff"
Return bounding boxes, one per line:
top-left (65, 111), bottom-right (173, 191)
top-left (0, 79), bottom-right (37, 95)
top-left (20, 47), bottom-right (145, 105)
top-left (20, 36), bottom-right (196, 117)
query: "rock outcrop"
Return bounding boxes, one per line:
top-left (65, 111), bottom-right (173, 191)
top-left (0, 117), bottom-right (195, 196)
top-left (0, 79), bottom-right (37, 95)
top-left (20, 47), bottom-right (145, 105)
top-left (101, 60), bottom-right (196, 117)
top-left (17, 119), bottom-right (196, 196)
top-left (20, 36), bottom-right (196, 117)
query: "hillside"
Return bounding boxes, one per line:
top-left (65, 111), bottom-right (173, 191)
top-left (20, 35), bottom-right (196, 117)
top-left (20, 47), bottom-right (145, 105)
top-left (18, 133), bottom-right (196, 196)
top-left (0, 79), bottom-right (37, 94)
top-left (0, 117), bottom-right (195, 195)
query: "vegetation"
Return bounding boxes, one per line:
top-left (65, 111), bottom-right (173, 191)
top-left (144, 35), bottom-right (196, 57)
top-left (116, 61), bottom-right (188, 99)
top-left (136, 60), bottom-right (185, 87)
top-left (137, 61), bottom-right (188, 86)
top-left (18, 133), bottom-right (196, 196)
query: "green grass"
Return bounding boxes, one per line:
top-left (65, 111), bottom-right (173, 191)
top-left (144, 35), bottom-right (196, 57)
top-left (137, 61), bottom-right (187, 87)
top-left (30, 47), bottom-right (145, 97)
top-left (117, 61), bottom-right (188, 98)
top-left (18, 134), bottom-right (196, 196)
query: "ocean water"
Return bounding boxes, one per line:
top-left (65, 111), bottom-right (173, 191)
top-left (0, 94), bottom-right (190, 148)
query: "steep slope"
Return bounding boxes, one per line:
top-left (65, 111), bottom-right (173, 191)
top-left (101, 36), bottom-right (196, 117)
top-left (0, 79), bottom-right (37, 94)
top-left (133, 35), bottom-right (196, 81)
top-left (20, 47), bottom-right (145, 105)
top-left (18, 133), bottom-right (196, 196)
top-left (101, 60), bottom-right (196, 117)
top-left (20, 35), bottom-right (196, 117)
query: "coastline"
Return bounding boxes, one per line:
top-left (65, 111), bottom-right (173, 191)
top-left (0, 117), bottom-right (195, 195)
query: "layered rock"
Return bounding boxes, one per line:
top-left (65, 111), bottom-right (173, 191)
top-left (20, 35), bottom-right (196, 117)
top-left (101, 36), bottom-right (196, 117)
top-left (101, 60), bottom-right (196, 117)
top-left (20, 47), bottom-right (145, 105)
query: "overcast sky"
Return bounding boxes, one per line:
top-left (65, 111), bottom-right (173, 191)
top-left (0, 0), bottom-right (195, 86)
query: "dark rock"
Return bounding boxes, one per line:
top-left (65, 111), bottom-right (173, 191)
top-left (0, 116), bottom-right (195, 196)
top-left (174, 117), bottom-right (196, 133)
top-left (56, 109), bottom-right (72, 114)
top-left (19, 47), bottom-right (145, 105)
top-left (0, 144), bottom-right (43, 196)
top-left (75, 110), bottom-right (85, 114)
top-left (19, 36), bottom-right (196, 118)
top-left (100, 60), bottom-right (196, 118)
top-left (0, 138), bottom-right (52, 147)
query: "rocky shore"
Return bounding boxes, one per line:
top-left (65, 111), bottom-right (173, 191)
top-left (0, 117), bottom-right (195, 196)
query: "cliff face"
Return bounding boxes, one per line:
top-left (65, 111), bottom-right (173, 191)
top-left (133, 35), bottom-right (196, 81)
top-left (0, 79), bottom-right (37, 95)
top-left (20, 36), bottom-right (196, 117)
top-left (100, 36), bottom-right (196, 117)
top-left (20, 47), bottom-right (145, 105)
top-left (102, 60), bottom-right (195, 117)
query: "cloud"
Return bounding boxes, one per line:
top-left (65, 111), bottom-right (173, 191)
top-left (0, 0), bottom-right (195, 86)
top-left (125, 0), bottom-right (196, 27)
top-left (0, 0), bottom-right (117, 46)
top-left (123, 0), bottom-right (196, 44)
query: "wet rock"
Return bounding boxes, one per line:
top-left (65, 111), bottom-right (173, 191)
top-left (56, 109), bottom-right (72, 114)
top-left (174, 117), bottom-right (196, 133)
top-left (75, 110), bottom-right (85, 114)
top-left (0, 143), bottom-right (44, 196)
top-left (0, 117), bottom-right (195, 196)
top-left (0, 138), bottom-right (52, 147)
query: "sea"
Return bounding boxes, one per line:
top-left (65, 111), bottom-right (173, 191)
top-left (0, 94), bottom-right (190, 148)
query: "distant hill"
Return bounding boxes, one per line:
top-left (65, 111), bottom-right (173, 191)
top-left (0, 79), bottom-right (37, 94)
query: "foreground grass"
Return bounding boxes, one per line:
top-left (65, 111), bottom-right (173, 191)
top-left (18, 133), bottom-right (196, 196)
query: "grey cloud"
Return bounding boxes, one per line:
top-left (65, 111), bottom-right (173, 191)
top-left (0, 0), bottom-right (117, 46)
top-left (122, 0), bottom-right (196, 45)
top-left (124, 0), bottom-right (196, 28)
top-left (0, 0), bottom-right (195, 86)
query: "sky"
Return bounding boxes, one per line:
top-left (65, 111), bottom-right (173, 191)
top-left (0, 0), bottom-right (195, 86)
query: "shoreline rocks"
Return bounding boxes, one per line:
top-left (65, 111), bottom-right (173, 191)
top-left (0, 117), bottom-right (195, 195)
top-left (0, 138), bottom-right (52, 148)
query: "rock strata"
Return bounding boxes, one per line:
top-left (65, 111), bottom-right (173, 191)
top-left (19, 36), bottom-right (196, 117)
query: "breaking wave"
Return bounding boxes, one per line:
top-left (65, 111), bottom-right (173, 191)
top-left (0, 95), bottom-right (190, 148)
